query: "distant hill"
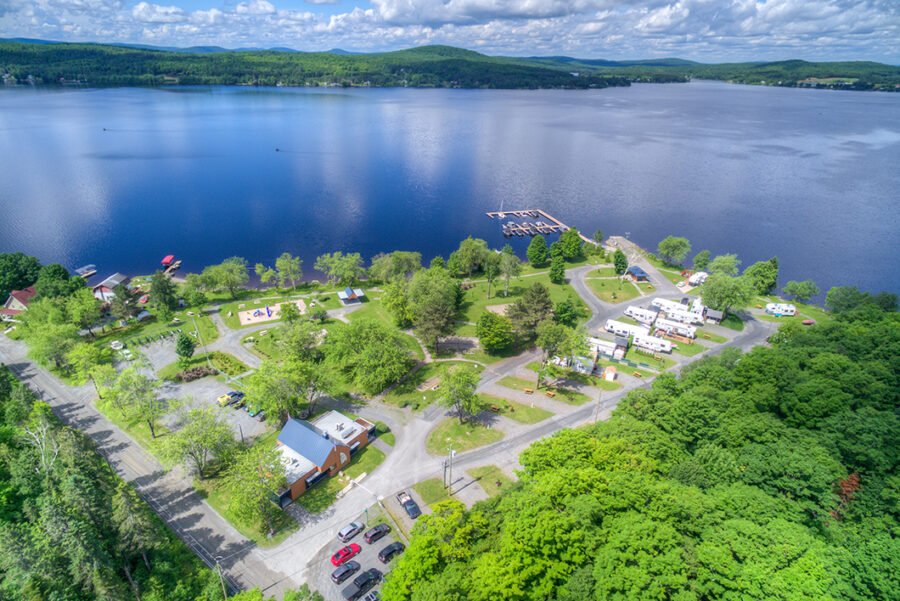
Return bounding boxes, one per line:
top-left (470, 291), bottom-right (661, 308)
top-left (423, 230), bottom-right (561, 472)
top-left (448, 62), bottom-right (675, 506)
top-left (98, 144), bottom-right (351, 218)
top-left (0, 39), bottom-right (896, 91)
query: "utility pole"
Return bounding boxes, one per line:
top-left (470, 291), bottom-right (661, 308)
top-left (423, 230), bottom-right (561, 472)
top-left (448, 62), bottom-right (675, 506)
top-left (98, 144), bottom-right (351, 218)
top-left (593, 389), bottom-right (602, 423)
top-left (447, 446), bottom-right (455, 494)
top-left (215, 556), bottom-right (228, 599)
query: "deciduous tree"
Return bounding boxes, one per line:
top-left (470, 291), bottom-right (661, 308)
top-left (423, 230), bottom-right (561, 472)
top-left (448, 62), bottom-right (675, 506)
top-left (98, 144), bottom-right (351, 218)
top-left (0, 252), bottom-right (41, 301)
top-left (613, 249), bottom-right (628, 275)
top-left (325, 320), bottom-right (413, 395)
top-left (409, 267), bottom-right (460, 350)
top-left (657, 236), bottom-right (692, 265)
top-left (559, 228), bottom-right (584, 260)
top-left (701, 274), bottom-right (754, 314)
top-left (202, 257), bottom-right (249, 299)
top-left (783, 280), bottom-right (820, 302)
top-left (274, 252), bottom-right (303, 289)
top-left (369, 251), bottom-right (422, 282)
top-left (314, 251), bottom-right (365, 286)
top-left (65, 287), bottom-right (102, 336)
top-left (476, 311), bottom-right (514, 354)
top-left (223, 445), bottom-right (286, 536)
top-left (527, 235), bottom-right (549, 267)
top-left (34, 263), bottom-right (83, 298)
top-left (383, 280), bottom-right (413, 327)
top-left (163, 406), bottom-right (237, 479)
top-left (176, 331), bottom-right (196, 366)
top-left (149, 270), bottom-right (178, 320)
top-left (498, 245), bottom-right (521, 297)
top-left (440, 365), bottom-right (482, 423)
top-left (506, 282), bottom-right (553, 340)
top-left (549, 254), bottom-right (566, 284)
top-left (743, 257), bottom-right (779, 295)
top-left (693, 249), bottom-right (711, 271)
top-left (708, 253), bottom-right (741, 277)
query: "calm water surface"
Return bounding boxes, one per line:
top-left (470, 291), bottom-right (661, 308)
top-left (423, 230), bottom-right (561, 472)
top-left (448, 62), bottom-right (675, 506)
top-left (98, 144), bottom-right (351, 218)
top-left (0, 82), bottom-right (897, 295)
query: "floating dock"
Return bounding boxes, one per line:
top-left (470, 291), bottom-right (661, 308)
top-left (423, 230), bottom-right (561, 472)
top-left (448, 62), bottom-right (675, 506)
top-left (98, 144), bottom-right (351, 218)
top-left (487, 209), bottom-right (597, 245)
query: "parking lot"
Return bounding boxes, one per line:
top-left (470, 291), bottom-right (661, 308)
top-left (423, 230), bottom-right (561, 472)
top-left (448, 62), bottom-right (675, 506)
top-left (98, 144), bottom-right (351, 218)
top-left (310, 514), bottom-right (404, 601)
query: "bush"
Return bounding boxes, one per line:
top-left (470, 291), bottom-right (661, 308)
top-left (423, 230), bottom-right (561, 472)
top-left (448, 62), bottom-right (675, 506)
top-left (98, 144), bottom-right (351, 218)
top-left (177, 366), bottom-right (215, 382)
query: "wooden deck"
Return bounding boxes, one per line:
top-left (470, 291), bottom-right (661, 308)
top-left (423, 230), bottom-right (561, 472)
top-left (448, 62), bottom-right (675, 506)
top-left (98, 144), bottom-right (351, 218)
top-left (486, 209), bottom-right (597, 245)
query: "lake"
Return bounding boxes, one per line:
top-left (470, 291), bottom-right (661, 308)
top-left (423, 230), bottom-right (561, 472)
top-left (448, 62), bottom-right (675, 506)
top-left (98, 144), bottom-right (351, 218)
top-left (0, 82), bottom-right (897, 296)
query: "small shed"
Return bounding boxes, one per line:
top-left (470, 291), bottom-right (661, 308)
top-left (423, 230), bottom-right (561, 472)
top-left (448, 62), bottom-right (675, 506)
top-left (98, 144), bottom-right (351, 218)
top-left (626, 265), bottom-right (650, 282)
top-left (603, 366), bottom-right (617, 382)
top-left (706, 309), bottom-right (724, 324)
top-left (337, 287), bottom-right (366, 305)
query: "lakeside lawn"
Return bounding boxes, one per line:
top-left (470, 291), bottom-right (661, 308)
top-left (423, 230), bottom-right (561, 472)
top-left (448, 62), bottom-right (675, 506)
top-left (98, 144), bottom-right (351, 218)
top-left (413, 478), bottom-right (450, 507)
top-left (468, 465), bottom-right (515, 498)
top-left (456, 272), bottom-right (589, 332)
top-left (426, 418), bottom-right (504, 456)
top-left (383, 361), bottom-right (484, 410)
top-left (655, 267), bottom-right (685, 286)
top-left (297, 444), bottom-right (387, 514)
top-left (93, 309), bottom-right (219, 350)
top-left (157, 351), bottom-right (250, 381)
top-left (219, 291), bottom-right (341, 330)
top-left (479, 393), bottom-right (553, 424)
top-left (584, 277), bottom-right (641, 303)
top-left (752, 296), bottom-right (832, 325)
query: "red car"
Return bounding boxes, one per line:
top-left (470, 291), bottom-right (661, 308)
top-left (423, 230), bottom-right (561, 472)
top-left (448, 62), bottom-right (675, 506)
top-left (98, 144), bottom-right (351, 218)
top-left (331, 543), bottom-right (361, 567)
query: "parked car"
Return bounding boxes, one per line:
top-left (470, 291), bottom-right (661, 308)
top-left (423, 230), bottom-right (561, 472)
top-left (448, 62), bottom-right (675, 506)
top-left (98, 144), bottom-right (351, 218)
top-left (338, 521), bottom-right (365, 543)
top-left (232, 393), bottom-right (247, 409)
top-left (378, 541), bottom-right (405, 564)
top-left (330, 560), bottom-right (361, 585)
top-left (217, 391), bottom-right (243, 407)
top-left (330, 543), bottom-right (361, 566)
top-left (362, 592), bottom-right (380, 601)
top-left (363, 523), bottom-right (391, 544)
top-left (397, 491), bottom-right (421, 519)
top-left (341, 569), bottom-right (381, 601)
top-left (246, 403), bottom-right (263, 418)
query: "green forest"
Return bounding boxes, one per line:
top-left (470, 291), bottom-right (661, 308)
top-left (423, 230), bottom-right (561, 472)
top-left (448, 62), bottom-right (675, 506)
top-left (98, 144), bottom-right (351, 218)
top-left (381, 302), bottom-right (900, 600)
top-left (0, 43), bottom-right (629, 89)
top-left (2, 40), bottom-right (898, 90)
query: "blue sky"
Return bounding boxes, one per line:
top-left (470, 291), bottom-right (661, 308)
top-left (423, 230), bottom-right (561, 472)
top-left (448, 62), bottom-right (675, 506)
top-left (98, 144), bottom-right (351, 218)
top-left (2, 0), bottom-right (898, 62)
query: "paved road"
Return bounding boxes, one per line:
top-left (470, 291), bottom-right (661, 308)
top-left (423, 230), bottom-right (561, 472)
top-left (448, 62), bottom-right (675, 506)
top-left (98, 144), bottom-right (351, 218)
top-left (0, 261), bottom-right (778, 599)
top-left (0, 335), bottom-right (299, 597)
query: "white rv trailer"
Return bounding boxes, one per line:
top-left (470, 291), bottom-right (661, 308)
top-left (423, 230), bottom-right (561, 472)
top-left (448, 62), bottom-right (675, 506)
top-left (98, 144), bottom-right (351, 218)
top-left (663, 308), bottom-right (705, 325)
top-left (589, 337), bottom-right (617, 358)
top-left (655, 317), bottom-right (697, 339)
top-left (633, 334), bottom-right (674, 354)
top-left (604, 319), bottom-right (650, 339)
top-left (652, 298), bottom-right (684, 314)
top-left (688, 272), bottom-right (708, 286)
top-left (765, 303), bottom-right (797, 316)
top-left (624, 305), bottom-right (659, 325)
top-left (690, 298), bottom-right (706, 316)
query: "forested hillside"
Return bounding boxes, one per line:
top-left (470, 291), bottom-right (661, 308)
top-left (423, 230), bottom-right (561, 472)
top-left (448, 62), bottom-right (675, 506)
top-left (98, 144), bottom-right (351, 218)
top-left (382, 302), bottom-right (900, 600)
top-left (0, 42), bottom-right (628, 89)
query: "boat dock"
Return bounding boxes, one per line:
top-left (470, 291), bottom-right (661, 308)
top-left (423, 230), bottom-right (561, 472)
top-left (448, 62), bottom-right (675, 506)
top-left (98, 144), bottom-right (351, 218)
top-left (486, 209), bottom-right (597, 245)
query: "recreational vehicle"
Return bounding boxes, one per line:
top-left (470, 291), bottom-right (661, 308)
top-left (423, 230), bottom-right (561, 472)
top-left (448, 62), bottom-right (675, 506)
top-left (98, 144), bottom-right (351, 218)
top-left (766, 303), bottom-right (797, 316)
top-left (589, 336), bottom-right (627, 360)
top-left (604, 319), bottom-right (650, 339)
top-left (655, 317), bottom-right (697, 339)
top-left (633, 335), bottom-right (674, 354)
top-left (652, 298), bottom-right (685, 314)
top-left (688, 272), bottom-right (708, 286)
top-left (664, 308), bottom-right (705, 325)
top-left (624, 306), bottom-right (659, 325)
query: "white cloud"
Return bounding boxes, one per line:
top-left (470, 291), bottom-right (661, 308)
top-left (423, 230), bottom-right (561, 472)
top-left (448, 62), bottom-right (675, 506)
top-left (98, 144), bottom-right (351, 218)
top-left (0, 0), bottom-right (897, 62)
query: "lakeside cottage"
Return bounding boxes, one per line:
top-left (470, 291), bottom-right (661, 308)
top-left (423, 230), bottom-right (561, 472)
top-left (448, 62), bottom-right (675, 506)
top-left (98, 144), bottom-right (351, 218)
top-left (92, 273), bottom-right (130, 302)
top-left (276, 410), bottom-right (375, 506)
top-left (1, 286), bottom-right (37, 321)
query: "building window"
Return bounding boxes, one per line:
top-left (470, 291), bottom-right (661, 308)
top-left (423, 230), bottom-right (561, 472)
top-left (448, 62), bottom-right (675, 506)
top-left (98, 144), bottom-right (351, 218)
top-left (340, 452), bottom-right (348, 465)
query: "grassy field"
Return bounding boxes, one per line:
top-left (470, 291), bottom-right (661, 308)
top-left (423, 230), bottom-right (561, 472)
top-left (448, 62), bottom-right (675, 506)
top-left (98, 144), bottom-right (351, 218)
top-left (95, 397), bottom-right (170, 460)
top-left (413, 478), bottom-right (450, 507)
top-left (297, 445), bottom-right (387, 514)
top-left (585, 277), bottom-right (641, 303)
top-left (625, 347), bottom-right (677, 370)
top-left (383, 361), bottom-right (484, 410)
top-left (375, 421), bottom-right (395, 447)
top-left (194, 476), bottom-right (297, 547)
top-left (479, 393), bottom-right (553, 424)
top-left (157, 351), bottom-right (250, 381)
top-left (498, 375), bottom-right (539, 392)
top-left (468, 465), bottom-right (515, 498)
top-left (672, 341), bottom-right (710, 357)
top-left (457, 272), bottom-right (588, 332)
top-left (426, 418), bottom-right (504, 456)
top-left (93, 309), bottom-right (219, 350)
top-left (695, 328), bottom-right (728, 343)
top-left (656, 267), bottom-right (685, 286)
top-left (590, 267), bottom-right (620, 278)
top-left (752, 297), bottom-right (832, 325)
top-left (596, 358), bottom-right (654, 380)
top-left (720, 313), bottom-right (745, 331)
top-left (218, 288), bottom-right (343, 329)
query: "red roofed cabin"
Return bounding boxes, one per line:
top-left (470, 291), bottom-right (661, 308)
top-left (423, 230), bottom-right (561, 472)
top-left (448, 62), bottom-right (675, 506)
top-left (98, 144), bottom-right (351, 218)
top-left (1, 286), bottom-right (37, 321)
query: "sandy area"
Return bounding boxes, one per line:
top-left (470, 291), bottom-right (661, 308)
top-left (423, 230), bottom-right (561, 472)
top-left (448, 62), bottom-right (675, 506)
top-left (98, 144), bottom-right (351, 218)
top-left (238, 299), bottom-right (307, 326)
top-left (486, 303), bottom-right (511, 316)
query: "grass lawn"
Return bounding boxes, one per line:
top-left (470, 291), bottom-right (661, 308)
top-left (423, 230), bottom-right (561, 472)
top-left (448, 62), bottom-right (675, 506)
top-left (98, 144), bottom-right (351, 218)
top-left (656, 268), bottom-right (685, 286)
top-left (157, 351), bottom-right (250, 381)
top-left (625, 348), bottom-right (676, 370)
top-left (297, 445), bottom-right (387, 514)
top-left (752, 296), bottom-right (833, 325)
top-left (241, 326), bottom-right (285, 360)
top-left (374, 421), bottom-right (395, 447)
top-left (553, 387), bottom-right (592, 405)
top-left (590, 267), bottom-right (620, 278)
top-left (194, 476), bottom-right (297, 548)
top-left (413, 478), bottom-right (450, 506)
top-left (720, 313), bottom-right (745, 331)
top-left (584, 278), bottom-right (640, 303)
top-left (617, 315), bottom-right (640, 325)
top-left (695, 328), bottom-right (728, 343)
top-left (596, 378), bottom-right (623, 391)
top-left (672, 341), bottom-right (710, 357)
top-left (93, 310), bottom-right (219, 350)
top-left (597, 358), bottom-right (654, 380)
top-left (498, 375), bottom-right (538, 392)
top-left (426, 418), bottom-right (504, 456)
top-left (95, 397), bottom-right (170, 460)
top-left (479, 394), bottom-right (553, 424)
top-left (218, 287), bottom-right (343, 329)
top-left (457, 272), bottom-right (588, 333)
top-left (468, 465), bottom-right (515, 498)
top-left (384, 361), bottom-right (484, 410)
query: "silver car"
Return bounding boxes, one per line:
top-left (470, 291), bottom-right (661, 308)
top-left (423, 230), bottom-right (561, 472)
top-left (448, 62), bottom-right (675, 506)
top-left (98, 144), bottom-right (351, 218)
top-left (337, 521), bottom-right (365, 543)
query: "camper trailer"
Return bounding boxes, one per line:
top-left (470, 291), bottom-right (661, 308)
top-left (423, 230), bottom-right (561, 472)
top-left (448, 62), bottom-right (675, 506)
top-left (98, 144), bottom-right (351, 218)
top-left (655, 317), bottom-right (697, 339)
top-left (688, 272), bottom-right (708, 286)
top-left (633, 335), bottom-right (674, 354)
top-left (664, 308), bottom-right (705, 325)
top-left (590, 336), bottom-right (627, 360)
top-left (690, 298), bottom-right (706, 317)
top-left (624, 306), bottom-right (659, 325)
top-left (604, 319), bottom-right (650, 339)
top-left (652, 298), bottom-right (685, 314)
top-left (765, 303), bottom-right (797, 316)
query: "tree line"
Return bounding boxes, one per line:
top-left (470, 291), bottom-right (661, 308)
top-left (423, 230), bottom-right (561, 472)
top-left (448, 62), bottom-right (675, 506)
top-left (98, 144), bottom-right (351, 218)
top-left (380, 301), bottom-right (900, 600)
